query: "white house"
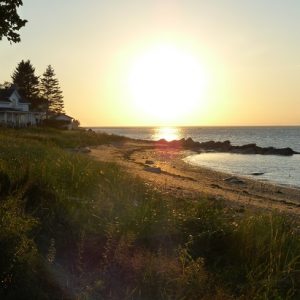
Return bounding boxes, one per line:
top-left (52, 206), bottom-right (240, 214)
top-left (0, 86), bottom-right (44, 127)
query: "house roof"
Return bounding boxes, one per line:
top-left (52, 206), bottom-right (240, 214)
top-left (52, 114), bottom-right (74, 121)
top-left (0, 86), bottom-right (29, 104)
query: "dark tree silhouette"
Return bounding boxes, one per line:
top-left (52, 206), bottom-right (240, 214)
top-left (0, 0), bottom-right (27, 43)
top-left (72, 119), bottom-right (80, 128)
top-left (11, 60), bottom-right (41, 109)
top-left (0, 81), bottom-right (11, 89)
top-left (40, 65), bottom-right (64, 115)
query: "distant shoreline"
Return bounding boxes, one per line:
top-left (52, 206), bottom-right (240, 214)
top-left (89, 126), bottom-right (300, 151)
top-left (86, 127), bottom-right (300, 189)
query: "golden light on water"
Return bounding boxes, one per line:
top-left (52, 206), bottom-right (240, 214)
top-left (153, 127), bottom-right (181, 141)
top-left (128, 44), bottom-right (208, 124)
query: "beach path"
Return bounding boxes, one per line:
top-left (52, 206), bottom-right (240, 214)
top-left (89, 141), bottom-right (300, 217)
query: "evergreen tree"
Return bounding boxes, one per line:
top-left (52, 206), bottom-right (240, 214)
top-left (40, 65), bottom-right (64, 115)
top-left (11, 60), bottom-right (41, 109)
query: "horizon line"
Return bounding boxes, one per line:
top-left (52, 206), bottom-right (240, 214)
top-left (83, 124), bottom-right (300, 128)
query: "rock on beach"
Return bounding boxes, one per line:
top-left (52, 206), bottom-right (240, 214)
top-left (224, 176), bottom-right (245, 185)
top-left (143, 166), bottom-right (161, 174)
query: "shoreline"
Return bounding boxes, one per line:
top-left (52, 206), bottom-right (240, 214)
top-left (184, 152), bottom-right (300, 191)
top-left (89, 139), bottom-right (300, 217)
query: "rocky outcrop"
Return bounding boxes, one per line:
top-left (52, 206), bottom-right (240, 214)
top-left (155, 138), bottom-right (299, 156)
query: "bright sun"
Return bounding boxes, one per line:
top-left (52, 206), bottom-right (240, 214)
top-left (128, 44), bottom-right (208, 123)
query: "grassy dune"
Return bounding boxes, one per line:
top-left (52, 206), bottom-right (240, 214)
top-left (0, 128), bottom-right (299, 299)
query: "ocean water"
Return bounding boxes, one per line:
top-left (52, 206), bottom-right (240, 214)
top-left (91, 126), bottom-right (300, 188)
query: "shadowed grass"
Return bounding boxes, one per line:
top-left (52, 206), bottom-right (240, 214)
top-left (0, 128), bottom-right (299, 299)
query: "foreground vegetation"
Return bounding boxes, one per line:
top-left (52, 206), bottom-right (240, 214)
top-left (0, 128), bottom-right (299, 299)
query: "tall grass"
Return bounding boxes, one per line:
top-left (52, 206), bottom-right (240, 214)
top-left (0, 128), bottom-right (299, 299)
top-left (232, 214), bottom-right (300, 298)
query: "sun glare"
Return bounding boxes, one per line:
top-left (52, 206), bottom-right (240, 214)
top-left (128, 45), bottom-right (208, 124)
top-left (153, 127), bottom-right (181, 141)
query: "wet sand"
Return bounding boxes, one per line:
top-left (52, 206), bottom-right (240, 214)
top-left (89, 140), bottom-right (300, 217)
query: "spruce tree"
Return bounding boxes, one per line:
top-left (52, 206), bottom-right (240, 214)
top-left (11, 60), bottom-right (41, 109)
top-left (40, 65), bottom-right (64, 115)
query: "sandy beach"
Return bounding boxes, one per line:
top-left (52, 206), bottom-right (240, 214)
top-left (90, 140), bottom-right (300, 217)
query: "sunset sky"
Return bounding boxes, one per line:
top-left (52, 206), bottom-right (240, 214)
top-left (1, 0), bottom-right (300, 126)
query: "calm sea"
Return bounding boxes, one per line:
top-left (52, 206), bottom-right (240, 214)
top-left (91, 126), bottom-right (300, 188)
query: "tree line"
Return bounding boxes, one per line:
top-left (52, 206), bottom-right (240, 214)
top-left (1, 60), bottom-right (65, 115)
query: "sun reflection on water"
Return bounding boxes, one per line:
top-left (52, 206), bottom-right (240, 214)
top-left (152, 127), bottom-right (182, 141)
